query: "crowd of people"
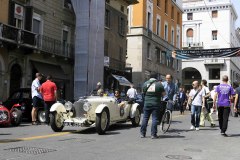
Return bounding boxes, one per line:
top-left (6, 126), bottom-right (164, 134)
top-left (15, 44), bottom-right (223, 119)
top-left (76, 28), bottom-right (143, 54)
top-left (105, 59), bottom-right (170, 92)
top-left (140, 73), bottom-right (240, 139)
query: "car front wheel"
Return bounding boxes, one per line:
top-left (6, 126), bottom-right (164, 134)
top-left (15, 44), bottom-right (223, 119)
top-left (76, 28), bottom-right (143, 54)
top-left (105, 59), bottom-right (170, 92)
top-left (50, 112), bottom-right (64, 132)
top-left (11, 108), bottom-right (22, 126)
top-left (131, 107), bottom-right (141, 127)
top-left (96, 108), bottom-right (109, 135)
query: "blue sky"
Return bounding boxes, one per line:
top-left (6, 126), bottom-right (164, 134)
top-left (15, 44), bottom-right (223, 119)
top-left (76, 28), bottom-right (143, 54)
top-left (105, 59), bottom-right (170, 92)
top-left (232, 0), bottom-right (240, 28)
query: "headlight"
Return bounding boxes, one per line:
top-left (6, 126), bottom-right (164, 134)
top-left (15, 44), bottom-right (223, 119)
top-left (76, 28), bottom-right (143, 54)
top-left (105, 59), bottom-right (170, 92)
top-left (0, 111), bottom-right (8, 121)
top-left (83, 102), bottom-right (91, 112)
top-left (65, 101), bottom-right (73, 111)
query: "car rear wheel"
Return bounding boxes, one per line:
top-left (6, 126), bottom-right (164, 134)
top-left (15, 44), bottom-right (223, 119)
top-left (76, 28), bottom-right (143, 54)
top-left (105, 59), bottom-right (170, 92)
top-left (38, 109), bottom-right (46, 123)
top-left (11, 108), bottom-right (22, 126)
top-left (131, 107), bottom-right (141, 127)
top-left (96, 108), bottom-right (109, 135)
top-left (50, 112), bottom-right (64, 132)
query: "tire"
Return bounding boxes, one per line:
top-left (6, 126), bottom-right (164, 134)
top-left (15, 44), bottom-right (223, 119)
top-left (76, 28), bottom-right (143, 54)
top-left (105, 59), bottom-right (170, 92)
top-left (38, 109), bottom-right (46, 123)
top-left (50, 112), bottom-right (64, 132)
top-left (161, 110), bottom-right (172, 133)
top-left (131, 107), bottom-right (141, 127)
top-left (11, 108), bottom-right (22, 126)
top-left (96, 108), bottom-right (110, 135)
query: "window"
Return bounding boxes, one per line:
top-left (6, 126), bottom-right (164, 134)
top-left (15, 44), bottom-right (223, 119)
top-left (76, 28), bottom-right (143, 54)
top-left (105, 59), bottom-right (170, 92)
top-left (187, 13), bottom-right (193, 20)
top-left (119, 46), bottom-right (123, 61)
top-left (171, 6), bottom-right (174, 19)
top-left (147, 43), bottom-right (151, 59)
top-left (209, 68), bottom-right (220, 80)
top-left (212, 10), bottom-right (218, 18)
top-left (156, 47), bottom-right (161, 63)
top-left (156, 18), bottom-right (160, 36)
top-left (64, 0), bottom-right (72, 10)
top-left (32, 13), bottom-right (42, 34)
top-left (164, 24), bottom-right (168, 41)
top-left (104, 40), bottom-right (108, 56)
top-left (157, 0), bottom-right (160, 7)
top-left (187, 28), bottom-right (193, 45)
top-left (118, 17), bottom-right (125, 35)
top-left (171, 29), bottom-right (174, 45)
top-left (177, 12), bottom-right (180, 24)
top-left (161, 51), bottom-right (166, 64)
top-left (105, 9), bottom-right (110, 28)
top-left (147, 12), bottom-right (151, 31)
top-left (165, 0), bottom-right (168, 14)
top-left (212, 30), bottom-right (218, 40)
top-left (121, 6), bottom-right (124, 12)
top-left (62, 25), bottom-right (70, 55)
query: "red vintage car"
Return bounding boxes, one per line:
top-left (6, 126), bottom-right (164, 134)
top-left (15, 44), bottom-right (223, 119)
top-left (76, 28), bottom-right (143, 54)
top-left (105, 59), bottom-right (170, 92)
top-left (0, 103), bottom-right (22, 126)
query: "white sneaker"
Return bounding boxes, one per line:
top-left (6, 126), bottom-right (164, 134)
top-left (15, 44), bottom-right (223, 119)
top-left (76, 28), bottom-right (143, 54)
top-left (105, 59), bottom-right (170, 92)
top-left (196, 127), bottom-right (200, 131)
top-left (190, 125), bottom-right (195, 130)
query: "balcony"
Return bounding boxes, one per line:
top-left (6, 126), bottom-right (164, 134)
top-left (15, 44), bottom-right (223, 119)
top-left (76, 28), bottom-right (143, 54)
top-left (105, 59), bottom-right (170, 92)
top-left (38, 35), bottom-right (74, 58)
top-left (108, 57), bottom-right (126, 71)
top-left (0, 23), bottom-right (74, 58)
top-left (182, 42), bottom-right (204, 49)
top-left (0, 23), bottom-right (38, 48)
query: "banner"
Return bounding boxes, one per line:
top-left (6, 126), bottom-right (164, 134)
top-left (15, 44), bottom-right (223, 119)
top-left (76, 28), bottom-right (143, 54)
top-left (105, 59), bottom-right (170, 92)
top-left (172, 47), bottom-right (240, 59)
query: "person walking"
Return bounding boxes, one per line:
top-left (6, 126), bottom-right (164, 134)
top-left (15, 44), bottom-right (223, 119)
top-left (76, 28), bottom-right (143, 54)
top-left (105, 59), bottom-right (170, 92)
top-left (213, 75), bottom-right (235, 136)
top-left (31, 73), bottom-right (43, 125)
top-left (187, 81), bottom-right (205, 131)
top-left (234, 82), bottom-right (240, 117)
top-left (200, 80), bottom-right (215, 127)
top-left (127, 85), bottom-right (137, 102)
top-left (140, 73), bottom-right (165, 139)
top-left (177, 87), bottom-right (187, 114)
top-left (40, 75), bottom-right (57, 125)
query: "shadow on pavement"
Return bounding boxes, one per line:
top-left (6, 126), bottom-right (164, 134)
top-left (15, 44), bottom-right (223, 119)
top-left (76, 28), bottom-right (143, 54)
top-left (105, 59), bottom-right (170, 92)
top-left (159, 134), bottom-right (185, 139)
top-left (0, 133), bottom-right (12, 135)
top-left (167, 129), bottom-right (190, 133)
top-left (199, 128), bottom-right (219, 131)
top-left (171, 120), bottom-right (182, 124)
top-left (228, 134), bottom-right (240, 137)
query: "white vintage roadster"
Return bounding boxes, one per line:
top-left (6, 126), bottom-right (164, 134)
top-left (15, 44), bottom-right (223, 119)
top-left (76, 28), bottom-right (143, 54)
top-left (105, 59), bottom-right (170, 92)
top-left (49, 96), bottom-right (141, 134)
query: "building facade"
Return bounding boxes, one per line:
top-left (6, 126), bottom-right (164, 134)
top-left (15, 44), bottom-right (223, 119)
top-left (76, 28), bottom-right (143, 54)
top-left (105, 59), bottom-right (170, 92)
top-left (0, 0), bottom-right (75, 100)
top-left (182, 0), bottom-right (240, 90)
top-left (127, 0), bottom-right (183, 90)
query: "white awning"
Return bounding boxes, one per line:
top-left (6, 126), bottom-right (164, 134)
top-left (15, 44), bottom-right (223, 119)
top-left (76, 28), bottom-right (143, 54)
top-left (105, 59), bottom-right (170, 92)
top-left (112, 74), bottom-right (132, 86)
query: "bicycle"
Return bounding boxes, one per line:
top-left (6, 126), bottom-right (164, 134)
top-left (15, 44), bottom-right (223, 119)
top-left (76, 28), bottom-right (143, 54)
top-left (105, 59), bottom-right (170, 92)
top-left (160, 100), bottom-right (173, 133)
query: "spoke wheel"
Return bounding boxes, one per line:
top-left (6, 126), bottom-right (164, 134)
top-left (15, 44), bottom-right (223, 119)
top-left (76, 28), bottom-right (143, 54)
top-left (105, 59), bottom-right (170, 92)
top-left (11, 108), bottom-right (22, 126)
top-left (161, 110), bottom-right (172, 133)
top-left (131, 107), bottom-right (141, 127)
top-left (38, 110), bottom-right (46, 123)
top-left (96, 108), bottom-right (109, 135)
top-left (50, 112), bottom-right (64, 132)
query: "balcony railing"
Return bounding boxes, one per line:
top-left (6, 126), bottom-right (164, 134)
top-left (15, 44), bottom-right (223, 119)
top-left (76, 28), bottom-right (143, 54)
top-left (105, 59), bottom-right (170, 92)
top-left (182, 42), bottom-right (204, 48)
top-left (0, 22), bottom-right (74, 58)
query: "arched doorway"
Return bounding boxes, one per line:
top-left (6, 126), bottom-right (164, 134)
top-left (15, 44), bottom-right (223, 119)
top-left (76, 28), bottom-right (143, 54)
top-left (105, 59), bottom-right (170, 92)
top-left (182, 67), bottom-right (202, 91)
top-left (10, 64), bottom-right (22, 94)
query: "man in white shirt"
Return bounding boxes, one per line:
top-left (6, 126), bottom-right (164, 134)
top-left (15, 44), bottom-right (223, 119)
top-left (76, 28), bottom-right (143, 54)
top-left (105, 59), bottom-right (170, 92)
top-left (127, 85), bottom-right (137, 101)
top-left (31, 73), bottom-right (43, 125)
top-left (187, 81), bottom-right (205, 131)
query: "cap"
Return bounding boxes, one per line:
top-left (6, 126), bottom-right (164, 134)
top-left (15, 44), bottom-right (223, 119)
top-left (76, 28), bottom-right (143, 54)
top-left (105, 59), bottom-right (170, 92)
top-left (97, 82), bottom-right (101, 86)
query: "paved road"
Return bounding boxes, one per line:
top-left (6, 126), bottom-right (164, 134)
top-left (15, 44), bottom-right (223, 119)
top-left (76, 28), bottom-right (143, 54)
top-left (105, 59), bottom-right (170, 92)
top-left (0, 111), bottom-right (240, 160)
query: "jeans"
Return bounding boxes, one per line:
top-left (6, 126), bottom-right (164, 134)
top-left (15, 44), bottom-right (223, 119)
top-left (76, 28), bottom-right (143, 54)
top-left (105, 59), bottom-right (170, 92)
top-left (140, 107), bottom-right (160, 136)
top-left (191, 105), bottom-right (202, 128)
top-left (218, 107), bottom-right (230, 133)
top-left (44, 101), bottom-right (55, 124)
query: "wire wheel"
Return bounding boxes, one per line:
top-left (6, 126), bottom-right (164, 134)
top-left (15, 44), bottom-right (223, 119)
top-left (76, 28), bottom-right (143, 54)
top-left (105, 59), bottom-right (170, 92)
top-left (161, 110), bottom-right (172, 133)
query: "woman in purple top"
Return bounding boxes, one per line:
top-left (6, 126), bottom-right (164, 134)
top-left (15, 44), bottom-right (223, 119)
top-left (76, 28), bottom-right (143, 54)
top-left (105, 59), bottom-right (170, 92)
top-left (213, 75), bottom-right (235, 136)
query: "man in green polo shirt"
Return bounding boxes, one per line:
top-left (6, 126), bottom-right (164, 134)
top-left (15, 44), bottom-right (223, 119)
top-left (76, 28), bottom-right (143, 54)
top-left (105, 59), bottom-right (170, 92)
top-left (140, 73), bottom-right (165, 139)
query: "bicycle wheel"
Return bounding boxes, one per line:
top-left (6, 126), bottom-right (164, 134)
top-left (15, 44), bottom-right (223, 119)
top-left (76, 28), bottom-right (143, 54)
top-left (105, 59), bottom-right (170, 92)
top-left (161, 110), bottom-right (172, 133)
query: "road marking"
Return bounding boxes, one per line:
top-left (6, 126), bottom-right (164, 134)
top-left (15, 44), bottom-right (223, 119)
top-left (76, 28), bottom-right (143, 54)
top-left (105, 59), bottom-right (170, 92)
top-left (17, 132), bottom-right (71, 141)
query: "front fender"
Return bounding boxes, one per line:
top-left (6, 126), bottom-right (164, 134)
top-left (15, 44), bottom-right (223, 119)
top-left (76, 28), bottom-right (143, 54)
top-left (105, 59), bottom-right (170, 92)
top-left (130, 103), bottom-right (140, 118)
top-left (95, 104), bottom-right (108, 114)
top-left (50, 103), bottom-right (66, 113)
